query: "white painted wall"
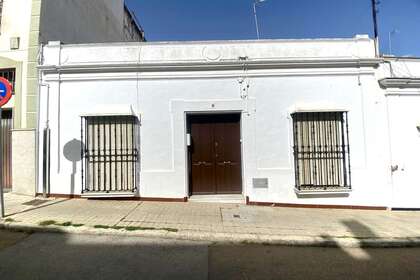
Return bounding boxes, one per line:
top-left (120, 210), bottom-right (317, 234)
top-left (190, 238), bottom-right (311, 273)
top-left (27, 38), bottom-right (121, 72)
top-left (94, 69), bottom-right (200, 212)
top-left (0, 0), bottom-right (32, 57)
top-left (39, 37), bottom-right (403, 207)
top-left (0, 0), bottom-right (33, 110)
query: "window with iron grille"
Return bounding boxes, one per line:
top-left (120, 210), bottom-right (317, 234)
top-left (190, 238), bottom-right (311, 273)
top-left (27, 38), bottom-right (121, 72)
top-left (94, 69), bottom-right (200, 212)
top-left (0, 69), bottom-right (15, 95)
top-left (81, 115), bottom-right (139, 194)
top-left (292, 111), bottom-right (351, 191)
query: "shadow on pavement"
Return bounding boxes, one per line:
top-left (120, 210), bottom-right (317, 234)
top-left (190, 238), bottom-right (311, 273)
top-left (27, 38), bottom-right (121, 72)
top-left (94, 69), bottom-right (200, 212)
top-left (0, 220), bottom-right (419, 280)
top-left (5, 198), bottom-right (71, 217)
top-left (210, 220), bottom-right (420, 280)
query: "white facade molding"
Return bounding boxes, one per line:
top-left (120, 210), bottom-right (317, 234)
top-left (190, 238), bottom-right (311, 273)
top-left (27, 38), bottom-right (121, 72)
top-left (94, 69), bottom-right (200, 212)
top-left (289, 104), bottom-right (349, 114)
top-left (79, 104), bottom-right (137, 117)
top-left (295, 188), bottom-right (352, 196)
top-left (42, 68), bottom-right (376, 82)
top-left (39, 58), bottom-right (381, 75)
top-left (379, 78), bottom-right (420, 89)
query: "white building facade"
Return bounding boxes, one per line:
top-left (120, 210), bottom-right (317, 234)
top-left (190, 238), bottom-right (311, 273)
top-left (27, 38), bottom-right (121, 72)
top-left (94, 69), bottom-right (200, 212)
top-left (37, 36), bottom-right (420, 209)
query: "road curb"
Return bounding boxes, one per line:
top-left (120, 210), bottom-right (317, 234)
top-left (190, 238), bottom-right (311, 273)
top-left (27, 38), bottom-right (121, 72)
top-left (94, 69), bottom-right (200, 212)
top-left (2, 221), bottom-right (420, 248)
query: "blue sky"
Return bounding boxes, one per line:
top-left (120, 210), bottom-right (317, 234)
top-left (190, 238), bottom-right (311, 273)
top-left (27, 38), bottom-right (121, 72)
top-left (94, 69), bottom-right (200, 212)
top-left (126, 0), bottom-right (420, 57)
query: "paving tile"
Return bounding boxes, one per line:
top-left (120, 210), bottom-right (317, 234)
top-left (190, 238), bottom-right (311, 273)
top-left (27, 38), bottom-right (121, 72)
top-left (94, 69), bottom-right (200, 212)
top-left (4, 193), bottom-right (420, 240)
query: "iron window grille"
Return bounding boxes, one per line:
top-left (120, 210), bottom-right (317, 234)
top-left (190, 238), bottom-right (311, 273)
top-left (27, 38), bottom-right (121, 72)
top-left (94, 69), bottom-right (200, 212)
top-left (0, 68), bottom-right (15, 94)
top-left (292, 111), bottom-right (351, 191)
top-left (81, 115), bottom-right (139, 194)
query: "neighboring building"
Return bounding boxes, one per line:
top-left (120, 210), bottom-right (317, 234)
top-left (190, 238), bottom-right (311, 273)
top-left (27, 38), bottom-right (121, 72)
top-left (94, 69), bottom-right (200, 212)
top-left (378, 57), bottom-right (420, 209)
top-left (37, 35), bottom-right (420, 209)
top-left (0, 0), bottom-right (145, 195)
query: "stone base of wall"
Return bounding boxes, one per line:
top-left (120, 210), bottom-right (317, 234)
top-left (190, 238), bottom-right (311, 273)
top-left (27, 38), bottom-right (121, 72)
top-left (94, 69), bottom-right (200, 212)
top-left (11, 129), bottom-right (36, 196)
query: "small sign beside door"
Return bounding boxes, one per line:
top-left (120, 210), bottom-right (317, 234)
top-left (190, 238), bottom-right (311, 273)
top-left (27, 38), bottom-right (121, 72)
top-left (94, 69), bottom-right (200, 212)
top-left (253, 178), bottom-right (269, 189)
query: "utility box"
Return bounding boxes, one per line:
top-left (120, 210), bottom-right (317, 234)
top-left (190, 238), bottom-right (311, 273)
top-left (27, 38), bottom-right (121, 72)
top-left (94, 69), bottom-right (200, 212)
top-left (10, 37), bottom-right (20, 50)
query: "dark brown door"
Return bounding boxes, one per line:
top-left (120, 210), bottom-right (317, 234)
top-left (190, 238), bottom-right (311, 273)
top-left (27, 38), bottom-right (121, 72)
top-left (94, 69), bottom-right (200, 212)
top-left (189, 114), bottom-right (242, 195)
top-left (1, 110), bottom-right (12, 189)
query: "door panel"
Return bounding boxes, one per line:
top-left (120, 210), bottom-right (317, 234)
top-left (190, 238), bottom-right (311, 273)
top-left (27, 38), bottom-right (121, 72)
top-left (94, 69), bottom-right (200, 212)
top-left (214, 118), bottom-right (242, 193)
top-left (189, 114), bottom-right (242, 195)
top-left (190, 120), bottom-right (215, 194)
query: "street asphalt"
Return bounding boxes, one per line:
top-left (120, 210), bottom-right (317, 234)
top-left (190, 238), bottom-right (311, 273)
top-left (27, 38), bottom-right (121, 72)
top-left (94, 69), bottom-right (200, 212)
top-left (1, 230), bottom-right (420, 280)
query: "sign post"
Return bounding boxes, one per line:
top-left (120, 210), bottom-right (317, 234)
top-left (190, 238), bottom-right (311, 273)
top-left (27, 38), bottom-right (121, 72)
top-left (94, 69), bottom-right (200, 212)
top-left (0, 77), bottom-right (13, 218)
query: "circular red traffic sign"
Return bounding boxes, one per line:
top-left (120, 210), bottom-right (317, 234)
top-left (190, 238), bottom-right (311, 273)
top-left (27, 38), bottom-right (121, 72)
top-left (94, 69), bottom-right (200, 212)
top-left (0, 77), bottom-right (12, 108)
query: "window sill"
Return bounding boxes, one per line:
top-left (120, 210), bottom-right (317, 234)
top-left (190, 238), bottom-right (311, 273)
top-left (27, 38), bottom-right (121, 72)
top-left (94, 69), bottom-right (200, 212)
top-left (81, 191), bottom-right (137, 198)
top-left (294, 188), bottom-right (352, 196)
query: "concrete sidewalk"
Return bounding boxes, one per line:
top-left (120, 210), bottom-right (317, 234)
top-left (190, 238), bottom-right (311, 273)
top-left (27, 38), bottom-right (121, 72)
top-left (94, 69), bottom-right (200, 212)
top-left (1, 193), bottom-right (420, 248)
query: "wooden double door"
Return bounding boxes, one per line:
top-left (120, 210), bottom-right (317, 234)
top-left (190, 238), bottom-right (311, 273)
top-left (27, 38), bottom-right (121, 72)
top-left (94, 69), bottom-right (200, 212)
top-left (188, 114), bottom-right (242, 195)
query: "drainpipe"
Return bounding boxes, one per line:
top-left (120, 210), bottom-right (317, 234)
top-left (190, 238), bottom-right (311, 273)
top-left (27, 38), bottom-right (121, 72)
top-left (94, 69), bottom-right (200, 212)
top-left (37, 43), bottom-right (51, 197)
top-left (41, 83), bottom-right (50, 198)
top-left (38, 81), bottom-right (51, 198)
top-left (382, 59), bottom-right (395, 78)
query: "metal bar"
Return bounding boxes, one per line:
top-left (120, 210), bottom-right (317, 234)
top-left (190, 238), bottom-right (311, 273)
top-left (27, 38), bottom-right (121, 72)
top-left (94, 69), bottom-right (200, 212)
top-left (109, 118), bottom-right (112, 192)
top-left (91, 119), bottom-right (95, 192)
top-left (114, 118), bottom-right (117, 192)
top-left (131, 119), bottom-right (135, 191)
top-left (345, 112), bottom-right (352, 188)
top-left (335, 112), bottom-right (341, 186)
top-left (81, 117), bottom-right (84, 193)
top-left (292, 114), bottom-right (299, 189)
top-left (42, 127), bottom-right (51, 197)
top-left (0, 108), bottom-right (4, 218)
top-left (103, 120), bottom-right (106, 192)
top-left (341, 113), bottom-right (348, 188)
top-left (328, 113), bottom-right (334, 189)
top-left (85, 117), bottom-right (89, 192)
top-left (125, 120), bottom-right (128, 191)
top-left (120, 119), bottom-right (123, 191)
top-left (300, 114), bottom-right (305, 188)
top-left (308, 113), bottom-right (313, 186)
top-left (311, 113), bottom-right (317, 186)
top-left (97, 118), bottom-right (101, 191)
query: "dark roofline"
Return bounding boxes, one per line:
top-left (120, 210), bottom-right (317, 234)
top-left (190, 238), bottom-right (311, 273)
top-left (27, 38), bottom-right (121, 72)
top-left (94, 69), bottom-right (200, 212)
top-left (124, 2), bottom-right (146, 41)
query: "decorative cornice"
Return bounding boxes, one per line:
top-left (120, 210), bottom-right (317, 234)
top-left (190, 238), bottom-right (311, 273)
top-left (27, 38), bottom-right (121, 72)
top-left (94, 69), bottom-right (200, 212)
top-left (43, 68), bottom-right (376, 82)
top-left (379, 78), bottom-right (420, 89)
top-left (39, 58), bottom-right (381, 75)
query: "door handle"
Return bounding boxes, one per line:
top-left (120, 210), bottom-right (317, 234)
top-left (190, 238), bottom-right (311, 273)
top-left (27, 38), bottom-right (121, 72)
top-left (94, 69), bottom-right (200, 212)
top-left (194, 161), bottom-right (212, 166)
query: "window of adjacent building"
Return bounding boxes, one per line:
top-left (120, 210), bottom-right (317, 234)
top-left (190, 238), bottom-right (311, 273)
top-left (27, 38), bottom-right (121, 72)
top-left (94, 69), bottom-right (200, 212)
top-left (0, 0), bottom-right (3, 32)
top-left (81, 115), bottom-right (139, 194)
top-left (0, 69), bottom-right (16, 95)
top-left (291, 111), bottom-right (351, 191)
